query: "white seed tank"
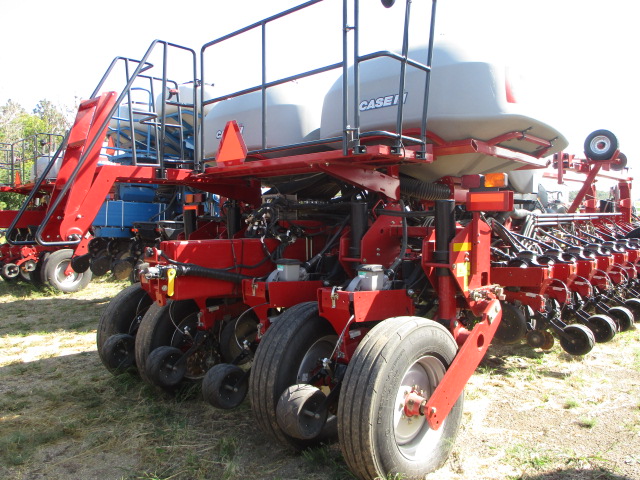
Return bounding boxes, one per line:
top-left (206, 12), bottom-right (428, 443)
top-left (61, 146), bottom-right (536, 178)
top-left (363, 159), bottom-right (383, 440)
top-left (155, 83), bottom-right (216, 129)
top-left (200, 39), bottom-right (567, 188)
top-left (30, 155), bottom-right (62, 182)
top-left (201, 82), bottom-right (325, 160)
top-left (320, 39), bottom-right (568, 183)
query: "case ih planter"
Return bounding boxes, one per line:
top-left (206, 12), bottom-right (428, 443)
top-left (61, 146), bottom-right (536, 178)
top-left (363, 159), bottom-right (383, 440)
top-left (18, 0), bottom-right (635, 478)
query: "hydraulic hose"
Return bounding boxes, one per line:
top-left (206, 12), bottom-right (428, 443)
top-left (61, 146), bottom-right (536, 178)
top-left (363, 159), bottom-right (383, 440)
top-left (172, 263), bottom-right (253, 283)
top-left (399, 177), bottom-right (450, 201)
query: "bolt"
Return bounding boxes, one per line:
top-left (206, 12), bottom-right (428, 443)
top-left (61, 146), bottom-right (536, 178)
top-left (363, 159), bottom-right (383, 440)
top-left (161, 285), bottom-right (168, 292)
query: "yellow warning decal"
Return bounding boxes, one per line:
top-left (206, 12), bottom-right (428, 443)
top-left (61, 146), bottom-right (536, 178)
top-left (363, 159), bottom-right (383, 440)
top-left (456, 262), bottom-right (471, 290)
top-left (453, 242), bottom-right (472, 252)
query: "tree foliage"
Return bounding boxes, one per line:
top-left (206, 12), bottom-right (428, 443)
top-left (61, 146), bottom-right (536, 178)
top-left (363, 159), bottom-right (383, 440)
top-left (0, 99), bottom-right (71, 210)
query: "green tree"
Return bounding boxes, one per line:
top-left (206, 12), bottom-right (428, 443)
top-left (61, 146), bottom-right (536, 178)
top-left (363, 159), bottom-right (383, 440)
top-left (0, 99), bottom-right (71, 210)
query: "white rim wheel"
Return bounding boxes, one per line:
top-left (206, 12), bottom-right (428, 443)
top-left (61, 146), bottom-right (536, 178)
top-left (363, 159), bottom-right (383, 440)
top-left (394, 355), bottom-right (446, 460)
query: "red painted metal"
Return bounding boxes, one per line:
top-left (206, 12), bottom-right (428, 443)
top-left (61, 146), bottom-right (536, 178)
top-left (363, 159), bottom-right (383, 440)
top-left (424, 298), bottom-right (502, 430)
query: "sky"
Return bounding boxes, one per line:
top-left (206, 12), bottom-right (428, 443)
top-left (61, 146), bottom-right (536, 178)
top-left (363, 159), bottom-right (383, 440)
top-left (1, 0), bottom-right (638, 191)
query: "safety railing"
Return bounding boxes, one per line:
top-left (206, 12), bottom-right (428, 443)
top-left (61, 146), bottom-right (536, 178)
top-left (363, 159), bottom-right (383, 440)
top-left (199, 0), bottom-right (436, 163)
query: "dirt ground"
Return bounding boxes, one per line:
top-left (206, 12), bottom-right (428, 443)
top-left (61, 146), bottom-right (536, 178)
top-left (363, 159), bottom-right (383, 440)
top-left (1, 279), bottom-right (639, 480)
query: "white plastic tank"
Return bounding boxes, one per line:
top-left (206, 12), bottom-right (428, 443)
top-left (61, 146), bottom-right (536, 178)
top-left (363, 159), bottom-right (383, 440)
top-left (155, 82), bottom-right (216, 128)
top-left (508, 169), bottom-right (540, 194)
top-left (320, 40), bottom-right (568, 181)
top-left (108, 102), bottom-right (156, 150)
top-left (30, 155), bottom-right (62, 182)
top-left (201, 81), bottom-right (324, 160)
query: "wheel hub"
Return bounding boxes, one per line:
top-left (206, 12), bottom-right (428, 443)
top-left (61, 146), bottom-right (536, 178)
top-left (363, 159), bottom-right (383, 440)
top-left (393, 356), bottom-right (447, 460)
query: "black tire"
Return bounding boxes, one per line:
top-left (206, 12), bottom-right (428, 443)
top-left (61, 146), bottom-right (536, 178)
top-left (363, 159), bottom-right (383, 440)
top-left (220, 312), bottom-right (259, 364)
top-left (277, 384), bottom-right (328, 440)
top-left (585, 314), bottom-right (617, 342)
top-left (584, 129), bottom-right (618, 161)
top-left (494, 302), bottom-right (527, 344)
top-left (611, 152), bottom-right (627, 171)
top-left (29, 252), bottom-right (49, 285)
top-left (134, 299), bottom-right (200, 385)
top-left (338, 317), bottom-right (463, 480)
top-left (97, 283), bottom-right (153, 372)
top-left (623, 298), bottom-right (640, 321)
top-left (2, 263), bottom-right (19, 279)
top-left (146, 346), bottom-right (186, 389)
top-left (42, 248), bottom-right (92, 293)
top-left (101, 333), bottom-right (136, 372)
top-left (249, 301), bottom-right (337, 449)
top-left (202, 363), bottom-right (248, 409)
top-left (607, 306), bottom-right (634, 332)
top-left (560, 324), bottom-right (595, 355)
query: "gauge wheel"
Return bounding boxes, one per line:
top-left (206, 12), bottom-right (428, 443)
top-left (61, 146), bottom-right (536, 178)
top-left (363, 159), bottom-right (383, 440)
top-left (249, 301), bottom-right (338, 450)
top-left (97, 283), bottom-right (153, 373)
top-left (338, 317), bottom-right (463, 480)
top-left (42, 248), bottom-right (92, 293)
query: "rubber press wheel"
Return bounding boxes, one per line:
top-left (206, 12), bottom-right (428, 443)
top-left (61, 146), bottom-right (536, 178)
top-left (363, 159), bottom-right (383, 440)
top-left (560, 324), bottom-right (595, 356)
top-left (277, 384), bottom-right (329, 440)
top-left (623, 298), bottom-right (640, 322)
top-left (42, 248), bottom-right (92, 293)
top-left (202, 363), bottom-right (248, 409)
top-left (338, 317), bottom-right (464, 480)
top-left (607, 306), bottom-right (634, 332)
top-left (97, 283), bottom-right (153, 373)
top-left (134, 299), bottom-right (201, 386)
top-left (585, 314), bottom-right (617, 343)
top-left (145, 346), bottom-right (187, 389)
top-left (249, 301), bottom-right (338, 450)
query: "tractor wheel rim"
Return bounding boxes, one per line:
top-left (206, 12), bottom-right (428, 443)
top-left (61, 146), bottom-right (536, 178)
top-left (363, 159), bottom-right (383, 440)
top-left (590, 136), bottom-right (611, 154)
top-left (394, 355), bottom-right (446, 460)
top-left (55, 259), bottom-right (80, 286)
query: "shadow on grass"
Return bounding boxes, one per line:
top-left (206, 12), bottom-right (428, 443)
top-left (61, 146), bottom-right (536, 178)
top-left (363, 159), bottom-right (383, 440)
top-left (515, 468), bottom-right (635, 480)
top-left (0, 296), bottom-right (117, 335)
top-left (478, 342), bottom-right (573, 380)
top-left (0, 350), bottom-right (351, 480)
top-left (0, 278), bottom-right (126, 335)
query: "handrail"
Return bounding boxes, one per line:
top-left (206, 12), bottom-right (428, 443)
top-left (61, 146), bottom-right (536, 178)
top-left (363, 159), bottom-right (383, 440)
top-left (200, 0), bottom-right (436, 163)
top-left (35, 41), bottom-right (197, 246)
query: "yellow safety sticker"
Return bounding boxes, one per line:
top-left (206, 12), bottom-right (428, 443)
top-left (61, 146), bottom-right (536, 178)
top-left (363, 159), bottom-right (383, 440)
top-left (453, 242), bottom-right (472, 252)
top-left (456, 262), bottom-right (470, 290)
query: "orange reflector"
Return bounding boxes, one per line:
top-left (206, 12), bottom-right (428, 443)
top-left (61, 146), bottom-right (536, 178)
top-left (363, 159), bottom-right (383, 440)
top-left (216, 120), bottom-right (247, 166)
top-left (484, 173), bottom-right (507, 188)
top-left (467, 191), bottom-right (513, 212)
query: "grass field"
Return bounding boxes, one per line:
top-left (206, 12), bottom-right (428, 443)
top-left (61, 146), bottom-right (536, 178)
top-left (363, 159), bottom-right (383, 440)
top-left (1, 278), bottom-right (639, 480)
